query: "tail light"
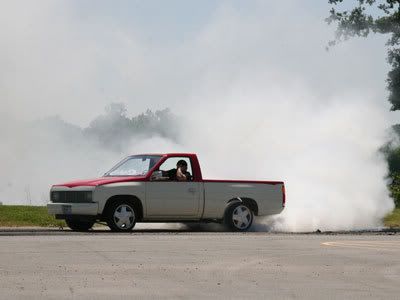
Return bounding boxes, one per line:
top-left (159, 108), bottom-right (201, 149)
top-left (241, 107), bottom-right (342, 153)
top-left (282, 184), bottom-right (286, 207)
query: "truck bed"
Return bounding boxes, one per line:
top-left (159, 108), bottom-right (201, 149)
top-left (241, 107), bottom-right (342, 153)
top-left (201, 180), bottom-right (285, 218)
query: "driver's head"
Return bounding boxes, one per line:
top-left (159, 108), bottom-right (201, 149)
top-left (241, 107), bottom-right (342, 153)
top-left (177, 160), bottom-right (188, 172)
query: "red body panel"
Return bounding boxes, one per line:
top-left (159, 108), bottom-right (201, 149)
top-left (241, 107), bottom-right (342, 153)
top-left (203, 179), bottom-right (284, 185)
top-left (53, 176), bottom-right (147, 188)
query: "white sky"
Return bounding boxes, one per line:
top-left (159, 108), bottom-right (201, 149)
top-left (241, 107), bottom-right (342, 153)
top-left (0, 0), bottom-right (398, 126)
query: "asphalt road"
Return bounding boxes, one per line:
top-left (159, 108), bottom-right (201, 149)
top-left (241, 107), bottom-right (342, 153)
top-left (0, 230), bottom-right (399, 299)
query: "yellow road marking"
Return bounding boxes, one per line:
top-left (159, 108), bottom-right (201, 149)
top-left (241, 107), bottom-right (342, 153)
top-left (322, 241), bottom-right (400, 251)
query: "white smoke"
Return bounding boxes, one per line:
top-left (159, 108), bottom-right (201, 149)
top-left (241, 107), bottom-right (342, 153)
top-left (0, 1), bottom-right (396, 231)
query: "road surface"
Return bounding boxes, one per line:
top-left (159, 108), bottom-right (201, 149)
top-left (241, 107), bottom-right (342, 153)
top-left (0, 230), bottom-right (399, 299)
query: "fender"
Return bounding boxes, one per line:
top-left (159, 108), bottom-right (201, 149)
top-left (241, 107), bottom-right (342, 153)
top-left (226, 197), bottom-right (259, 216)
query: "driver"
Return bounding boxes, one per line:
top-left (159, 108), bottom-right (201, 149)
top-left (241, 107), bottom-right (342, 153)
top-left (165, 160), bottom-right (192, 181)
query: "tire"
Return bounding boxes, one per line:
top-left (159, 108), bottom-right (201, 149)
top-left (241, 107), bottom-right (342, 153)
top-left (106, 200), bottom-right (137, 232)
top-left (224, 202), bottom-right (254, 232)
top-left (65, 218), bottom-right (95, 231)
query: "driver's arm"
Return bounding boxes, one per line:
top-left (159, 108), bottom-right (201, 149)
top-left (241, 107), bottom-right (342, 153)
top-left (176, 167), bottom-right (187, 181)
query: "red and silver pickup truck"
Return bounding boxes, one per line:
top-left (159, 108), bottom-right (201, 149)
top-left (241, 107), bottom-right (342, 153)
top-left (47, 153), bottom-right (285, 232)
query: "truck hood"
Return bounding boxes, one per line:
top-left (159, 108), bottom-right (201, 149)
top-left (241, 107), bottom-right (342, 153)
top-left (53, 176), bottom-right (146, 188)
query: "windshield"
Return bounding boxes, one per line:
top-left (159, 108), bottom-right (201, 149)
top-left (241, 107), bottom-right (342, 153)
top-left (104, 155), bottom-right (161, 177)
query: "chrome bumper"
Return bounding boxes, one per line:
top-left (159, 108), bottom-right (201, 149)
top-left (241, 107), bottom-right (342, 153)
top-left (47, 202), bottom-right (98, 216)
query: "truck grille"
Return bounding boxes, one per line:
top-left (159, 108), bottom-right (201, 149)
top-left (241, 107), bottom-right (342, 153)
top-left (51, 191), bottom-right (93, 203)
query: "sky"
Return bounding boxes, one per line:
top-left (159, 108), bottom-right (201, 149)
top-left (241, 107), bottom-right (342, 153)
top-left (1, 0), bottom-right (395, 125)
top-left (0, 0), bottom-right (397, 231)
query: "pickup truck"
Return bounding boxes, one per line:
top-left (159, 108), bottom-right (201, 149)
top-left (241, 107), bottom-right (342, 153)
top-left (47, 153), bottom-right (285, 232)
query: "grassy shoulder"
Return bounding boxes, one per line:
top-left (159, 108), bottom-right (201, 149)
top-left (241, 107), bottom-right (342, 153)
top-left (0, 205), bottom-right (65, 227)
top-left (0, 205), bottom-right (400, 228)
top-left (384, 208), bottom-right (400, 228)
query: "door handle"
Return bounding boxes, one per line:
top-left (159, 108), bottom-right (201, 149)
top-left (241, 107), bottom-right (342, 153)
top-left (188, 188), bottom-right (196, 193)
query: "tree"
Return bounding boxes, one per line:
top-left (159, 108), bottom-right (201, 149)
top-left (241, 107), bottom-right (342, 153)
top-left (84, 103), bottom-right (180, 152)
top-left (105, 103), bottom-right (127, 117)
top-left (327, 0), bottom-right (400, 110)
top-left (85, 103), bottom-right (132, 151)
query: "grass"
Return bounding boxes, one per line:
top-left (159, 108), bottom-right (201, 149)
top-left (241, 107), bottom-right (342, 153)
top-left (0, 205), bottom-right (65, 227)
top-left (384, 208), bottom-right (400, 228)
top-left (0, 205), bottom-right (399, 228)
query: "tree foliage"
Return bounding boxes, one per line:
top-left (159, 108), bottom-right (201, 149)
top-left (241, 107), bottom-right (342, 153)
top-left (34, 103), bottom-right (180, 153)
top-left (327, 0), bottom-right (400, 110)
top-left (390, 172), bottom-right (400, 206)
top-left (85, 103), bottom-right (179, 151)
top-left (380, 124), bottom-right (400, 207)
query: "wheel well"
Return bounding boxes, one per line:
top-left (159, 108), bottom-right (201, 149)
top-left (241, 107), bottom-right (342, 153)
top-left (102, 195), bottom-right (144, 221)
top-left (227, 197), bottom-right (259, 216)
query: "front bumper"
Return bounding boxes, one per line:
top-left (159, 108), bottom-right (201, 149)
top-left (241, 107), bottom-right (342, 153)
top-left (47, 202), bottom-right (99, 216)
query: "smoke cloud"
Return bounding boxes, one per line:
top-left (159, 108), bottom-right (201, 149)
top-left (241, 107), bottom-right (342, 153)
top-left (0, 1), bottom-right (396, 231)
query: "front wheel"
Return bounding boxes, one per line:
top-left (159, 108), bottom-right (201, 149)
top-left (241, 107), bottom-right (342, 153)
top-left (106, 201), bottom-right (137, 232)
top-left (65, 218), bottom-right (95, 231)
top-left (224, 202), bottom-right (254, 232)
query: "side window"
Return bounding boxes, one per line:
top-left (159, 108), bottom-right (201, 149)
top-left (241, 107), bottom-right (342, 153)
top-left (158, 157), bottom-right (193, 181)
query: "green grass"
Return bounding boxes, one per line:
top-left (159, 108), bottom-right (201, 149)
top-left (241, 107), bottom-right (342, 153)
top-left (384, 208), bottom-right (400, 228)
top-left (0, 205), bottom-right (65, 227)
top-left (0, 205), bottom-right (399, 228)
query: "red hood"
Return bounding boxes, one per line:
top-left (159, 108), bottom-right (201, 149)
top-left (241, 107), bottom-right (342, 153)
top-left (53, 176), bottom-right (146, 188)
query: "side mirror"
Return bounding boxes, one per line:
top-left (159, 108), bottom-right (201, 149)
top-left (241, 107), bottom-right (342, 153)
top-left (151, 170), bottom-right (163, 181)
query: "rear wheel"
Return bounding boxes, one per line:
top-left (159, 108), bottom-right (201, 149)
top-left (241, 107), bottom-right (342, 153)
top-left (224, 202), bottom-right (254, 232)
top-left (65, 218), bottom-right (95, 231)
top-left (106, 201), bottom-right (137, 232)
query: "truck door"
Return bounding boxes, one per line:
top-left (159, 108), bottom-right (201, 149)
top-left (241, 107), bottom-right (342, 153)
top-left (145, 157), bottom-right (201, 218)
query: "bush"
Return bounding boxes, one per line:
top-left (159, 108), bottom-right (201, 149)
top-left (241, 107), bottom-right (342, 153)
top-left (389, 172), bottom-right (400, 207)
